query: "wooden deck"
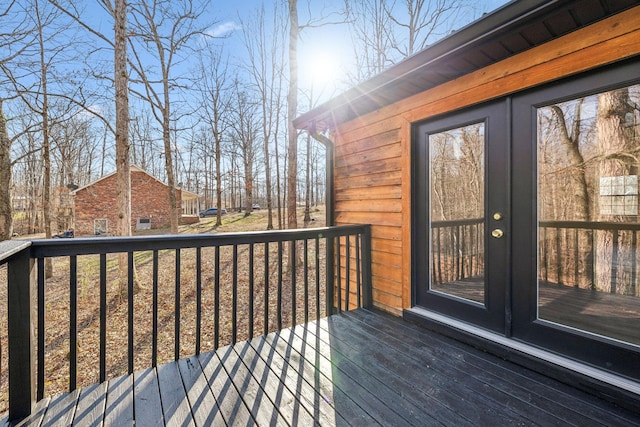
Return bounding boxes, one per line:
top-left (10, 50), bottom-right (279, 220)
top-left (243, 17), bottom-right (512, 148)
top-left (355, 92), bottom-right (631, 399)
top-left (3, 309), bottom-right (640, 426)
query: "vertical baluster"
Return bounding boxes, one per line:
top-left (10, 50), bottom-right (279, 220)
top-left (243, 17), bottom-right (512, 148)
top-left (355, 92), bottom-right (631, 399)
top-left (436, 227), bottom-right (442, 284)
top-left (542, 227), bottom-right (548, 284)
top-left (589, 230), bottom-right (595, 290)
top-left (556, 228), bottom-right (562, 285)
top-left (152, 251), bottom-right (159, 368)
top-left (611, 229), bottom-right (619, 294)
top-left (264, 242), bottom-right (269, 335)
top-left (291, 241), bottom-right (297, 326)
top-left (69, 256), bottom-right (77, 391)
top-left (128, 252), bottom-right (134, 374)
top-left (469, 224), bottom-right (475, 277)
top-left (336, 237), bottom-right (342, 313)
top-left (232, 245), bottom-right (238, 344)
top-left (345, 235), bottom-right (351, 311)
top-left (249, 244), bottom-right (254, 338)
top-left (277, 241), bottom-right (283, 330)
top-left (631, 231), bottom-right (637, 296)
top-left (451, 225), bottom-right (461, 281)
top-left (214, 246), bottom-right (220, 349)
top-left (461, 226), bottom-right (466, 280)
top-left (174, 249), bottom-right (181, 361)
top-left (196, 247), bottom-right (202, 355)
top-left (100, 254), bottom-right (107, 381)
top-left (37, 258), bottom-right (45, 399)
top-left (326, 236), bottom-right (334, 317)
top-left (303, 239), bottom-right (309, 324)
top-left (477, 222), bottom-right (482, 275)
top-left (315, 237), bottom-right (320, 321)
top-left (574, 229), bottom-right (579, 287)
top-left (356, 233), bottom-right (361, 309)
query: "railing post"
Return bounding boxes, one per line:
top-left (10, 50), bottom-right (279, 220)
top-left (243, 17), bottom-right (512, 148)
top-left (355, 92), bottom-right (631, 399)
top-left (326, 235), bottom-right (335, 315)
top-left (6, 244), bottom-right (36, 421)
top-left (361, 225), bottom-right (373, 309)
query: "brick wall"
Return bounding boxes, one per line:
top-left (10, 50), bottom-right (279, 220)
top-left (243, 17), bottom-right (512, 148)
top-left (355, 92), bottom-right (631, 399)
top-left (73, 170), bottom-right (181, 236)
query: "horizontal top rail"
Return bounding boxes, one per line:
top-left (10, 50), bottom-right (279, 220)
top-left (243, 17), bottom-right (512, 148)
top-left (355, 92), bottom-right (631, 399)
top-left (539, 220), bottom-right (640, 231)
top-left (431, 219), bottom-right (640, 232)
top-left (29, 225), bottom-right (369, 258)
top-left (0, 241), bottom-right (32, 264)
top-left (431, 218), bottom-right (484, 227)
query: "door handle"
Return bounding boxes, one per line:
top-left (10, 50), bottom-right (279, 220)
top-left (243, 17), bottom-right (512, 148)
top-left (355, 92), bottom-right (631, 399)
top-left (491, 229), bottom-right (504, 239)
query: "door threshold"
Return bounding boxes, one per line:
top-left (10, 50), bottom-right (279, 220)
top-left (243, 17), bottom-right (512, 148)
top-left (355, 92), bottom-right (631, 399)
top-left (404, 306), bottom-right (640, 411)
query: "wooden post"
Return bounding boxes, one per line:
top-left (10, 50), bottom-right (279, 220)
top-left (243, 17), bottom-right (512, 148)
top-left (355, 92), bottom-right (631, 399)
top-left (326, 235), bottom-right (335, 316)
top-left (361, 225), bottom-right (373, 309)
top-left (5, 242), bottom-right (36, 421)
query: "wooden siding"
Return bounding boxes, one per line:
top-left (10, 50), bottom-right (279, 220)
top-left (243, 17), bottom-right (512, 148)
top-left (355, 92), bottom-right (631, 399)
top-left (331, 6), bottom-right (640, 314)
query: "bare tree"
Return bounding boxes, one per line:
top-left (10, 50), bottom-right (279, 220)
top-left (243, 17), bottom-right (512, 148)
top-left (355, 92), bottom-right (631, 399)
top-left (385, 0), bottom-right (464, 57)
top-left (240, 2), bottom-right (287, 230)
top-left (0, 100), bottom-right (12, 240)
top-left (193, 41), bottom-right (231, 226)
top-left (229, 81), bottom-right (260, 216)
top-left (127, 0), bottom-right (212, 233)
top-left (0, 0), bottom-right (34, 240)
top-left (287, 0), bottom-right (299, 230)
top-left (344, 0), bottom-right (393, 81)
top-left (346, 0), bottom-right (468, 82)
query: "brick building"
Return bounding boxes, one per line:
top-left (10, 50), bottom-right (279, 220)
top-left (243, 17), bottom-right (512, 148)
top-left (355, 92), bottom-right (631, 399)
top-left (72, 165), bottom-right (196, 235)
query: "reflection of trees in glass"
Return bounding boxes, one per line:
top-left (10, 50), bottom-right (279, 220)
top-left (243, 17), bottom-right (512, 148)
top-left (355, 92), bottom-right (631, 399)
top-left (538, 85), bottom-right (640, 294)
top-left (430, 123), bottom-right (484, 222)
top-left (429, 123), bottom-right (485, 297)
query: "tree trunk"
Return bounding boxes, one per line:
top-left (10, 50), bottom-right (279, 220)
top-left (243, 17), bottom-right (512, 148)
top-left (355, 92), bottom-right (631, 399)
top-left (264, 127), bottom-right (273, 230)
top-left (36, 1), bottom-right (53, 277)
top-left (275, 132), bottom-right (283, 230)
top-left (215, 139), bottom-right (222, 227)
top-left (595, 89), bottom-right (635, 294)
top-left (162, 110), bottom-right (179, 233)
top-left (115, 0), bottom-right (132, 292)
top-left (549, 104), bottom-right (592, 287)
top-left (244, 158), bottom-right (253, 216)
top-left (0, 100), bottom-right (12, 241)
top-left (303, 133), bottom-right (311, 226)
top-left (287, 0), bottom-right (298, 230)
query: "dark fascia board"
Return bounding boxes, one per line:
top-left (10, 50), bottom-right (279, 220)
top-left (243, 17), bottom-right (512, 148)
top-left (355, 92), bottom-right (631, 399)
top-left (293, 0), bottom-right (566, 131)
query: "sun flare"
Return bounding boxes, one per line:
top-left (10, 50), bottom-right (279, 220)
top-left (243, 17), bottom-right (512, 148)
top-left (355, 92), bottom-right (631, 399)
top-left (300, 48), bottom-right (344, 91)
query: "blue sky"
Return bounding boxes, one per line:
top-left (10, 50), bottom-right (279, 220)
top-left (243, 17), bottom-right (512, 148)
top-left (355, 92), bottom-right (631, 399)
top-left (206, 0), bottom-right (512, 101)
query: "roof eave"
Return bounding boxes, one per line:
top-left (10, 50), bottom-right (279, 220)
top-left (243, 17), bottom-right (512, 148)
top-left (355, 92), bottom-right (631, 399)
top-left (293, 0), bottom-right (564, 130)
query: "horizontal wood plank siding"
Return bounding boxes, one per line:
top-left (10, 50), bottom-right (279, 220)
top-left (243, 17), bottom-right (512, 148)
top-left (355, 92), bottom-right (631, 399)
top-left (331, 7), bottom-right (640, 314)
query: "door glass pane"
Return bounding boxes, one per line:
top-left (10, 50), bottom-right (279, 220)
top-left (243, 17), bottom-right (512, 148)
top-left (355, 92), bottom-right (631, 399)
top-left (537, 83), bottom-right (640, 346)
top-left (429, 122), bottom-right (485, 303)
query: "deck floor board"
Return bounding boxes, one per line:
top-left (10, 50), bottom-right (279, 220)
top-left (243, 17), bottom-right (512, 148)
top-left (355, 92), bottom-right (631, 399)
top-left (133, 368), bottom-right (163, 427)
top-left (73, 383), bottom-right (106, 427)
top-left (330, 311), bottom-right (568, 425)
top-left (353, 310), bottom-right (640, 426)
top-left (4, 309), bottom-right (640, 426)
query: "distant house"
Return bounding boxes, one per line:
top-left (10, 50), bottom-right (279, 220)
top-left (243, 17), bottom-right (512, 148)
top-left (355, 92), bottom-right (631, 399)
top-left (72, 165), bottom-right (199, 235)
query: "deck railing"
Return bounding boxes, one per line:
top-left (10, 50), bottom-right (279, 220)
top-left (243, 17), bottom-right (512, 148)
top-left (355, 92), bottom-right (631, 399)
top-left (431, 218), bottom-right (484, 284)
top-left (431, 218), bottom-right (640, 295)
top-left (0, 224), bottom-right (372, 421)
top-left (539, 220), bottom-right (640, 295)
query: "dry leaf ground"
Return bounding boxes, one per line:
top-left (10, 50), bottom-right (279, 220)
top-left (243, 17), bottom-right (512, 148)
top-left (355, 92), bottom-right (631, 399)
top-left (0, 206), bottom-right (327, 413)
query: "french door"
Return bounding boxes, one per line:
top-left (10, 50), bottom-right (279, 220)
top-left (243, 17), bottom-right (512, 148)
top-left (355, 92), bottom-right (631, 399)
top-left (511, 59), bottom-right (640, 380)
top-left (414, 100), bottom-right (509, 333)
top-left (414, 58), bottom-right (640, 380)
